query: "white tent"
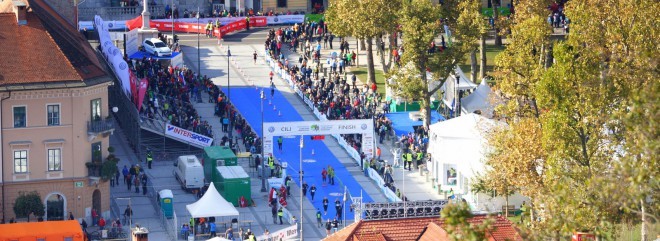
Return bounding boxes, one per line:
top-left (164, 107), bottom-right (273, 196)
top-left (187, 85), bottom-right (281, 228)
top-left (460, 80), bottom-right (498, 118)
top-left (427, 113), bottom-right (528, 212)
top-left (440, 67), bottom-right (477, 110)
top-left (428, 113), bottom-right (501, 179)
top-left (186, 182), bottom-right (239, 218)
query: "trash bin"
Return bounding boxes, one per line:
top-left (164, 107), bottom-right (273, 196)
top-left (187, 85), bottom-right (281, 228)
top-left (158, 189), bottom-right (173, 218)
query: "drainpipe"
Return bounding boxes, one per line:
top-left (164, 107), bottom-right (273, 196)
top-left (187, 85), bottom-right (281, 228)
top-left (1, 91), bottom-right (12, 223)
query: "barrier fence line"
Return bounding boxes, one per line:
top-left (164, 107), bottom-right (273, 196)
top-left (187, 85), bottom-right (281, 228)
top-left (264, 53), bottom-right (363, 164)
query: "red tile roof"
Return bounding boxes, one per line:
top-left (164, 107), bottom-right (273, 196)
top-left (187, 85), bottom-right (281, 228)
top-left (324, 215), bottom-right (522, 241)
top-left (0, 0), bottom-right (109, 87)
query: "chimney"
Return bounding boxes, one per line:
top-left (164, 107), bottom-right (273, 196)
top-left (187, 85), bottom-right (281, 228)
top-left (12, 0), bottom-right (28, 25)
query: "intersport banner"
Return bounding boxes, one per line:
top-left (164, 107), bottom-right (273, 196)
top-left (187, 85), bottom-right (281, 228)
top-left (164, 124), bottom-right (214, 147)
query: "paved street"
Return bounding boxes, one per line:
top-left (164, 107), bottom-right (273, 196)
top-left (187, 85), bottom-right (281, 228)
top-left (108, 27), bottom-right (450, 241)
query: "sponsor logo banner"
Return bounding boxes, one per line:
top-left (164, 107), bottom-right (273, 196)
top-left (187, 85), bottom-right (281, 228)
top-left (164, 124), bottom-right (213, 147)
top-left (256, 224), bottom-right (298, 241)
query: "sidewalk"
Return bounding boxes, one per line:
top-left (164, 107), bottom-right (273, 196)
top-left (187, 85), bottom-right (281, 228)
top-left (109, 127), bottom-right (171, 240)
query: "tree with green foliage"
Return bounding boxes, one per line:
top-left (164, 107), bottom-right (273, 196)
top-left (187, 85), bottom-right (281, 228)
top-left (388, 0), bottom-right (481, 128)
top-left (441, 202), bottom-right (494, 241)
top-left (326, 0), bottom-right (400, 83)
top-left (14, 191), bottom-right (45, 221)
top-left (486, 0), bottom-right (658, 239)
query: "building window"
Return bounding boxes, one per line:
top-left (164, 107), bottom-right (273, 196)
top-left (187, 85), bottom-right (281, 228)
top-left (13, 106), bottom-right (26, 128)
top-left (48, 148), bottom-right (62, 171)
top-left (277, 0), bottom-right (287, 8)
top-left (91, 99), bottom-right (101, 121)
top-left (47, 104), bottom-right (60, 126)
top-left (91, 142), bottom-right (102, 163)
top-left (14, 150), bottom-right (28, 173)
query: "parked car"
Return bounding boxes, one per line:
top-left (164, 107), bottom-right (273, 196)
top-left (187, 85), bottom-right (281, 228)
top-left (142, 38), bottom-right (172, 57)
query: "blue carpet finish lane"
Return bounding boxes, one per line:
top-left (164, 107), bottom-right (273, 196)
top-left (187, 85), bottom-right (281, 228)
top-left (224, 87), bottom-right (372, 221)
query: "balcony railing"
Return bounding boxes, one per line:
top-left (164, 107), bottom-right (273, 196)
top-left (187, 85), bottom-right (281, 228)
top-left (88, 117), bottom-right (115, 134)
top-left (87, 164), bottom-right (102, 177)
top-left (78, 5), bottom-right (165, 22)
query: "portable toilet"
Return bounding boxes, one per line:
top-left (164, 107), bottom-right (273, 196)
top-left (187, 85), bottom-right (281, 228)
top-left (203, 146), bottom-right (238, 181)
top-left (158, 189), bottom-right (174, 218)
top-left (214, 166), bottom-right (251, 206)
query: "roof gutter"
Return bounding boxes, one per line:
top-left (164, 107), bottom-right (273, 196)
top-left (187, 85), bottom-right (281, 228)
top-left (1, 91), bottom-right (11, 223)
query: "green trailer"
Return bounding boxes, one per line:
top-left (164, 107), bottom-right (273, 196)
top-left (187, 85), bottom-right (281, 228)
top-left (214, 166), bottom-right (251, 207)
top-left (202, 146), bottom-right (237, 181)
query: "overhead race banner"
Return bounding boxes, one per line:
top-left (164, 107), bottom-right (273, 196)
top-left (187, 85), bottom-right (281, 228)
top-left (164, 124), bottom-right (214, 147)
top-left (263, 119), bottom-right (374, 160)
top-left (263, 53), bottom-right (376, 161)
top-left (256, 224), bottom-right (298, 241)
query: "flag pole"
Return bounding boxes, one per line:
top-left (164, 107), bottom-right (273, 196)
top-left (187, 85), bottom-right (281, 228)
top-left (299, 135), bottom-right (304, 241)
top-left (343, 186), bottom-right (347, 227)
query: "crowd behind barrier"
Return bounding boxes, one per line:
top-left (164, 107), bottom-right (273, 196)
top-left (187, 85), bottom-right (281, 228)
top-left (259, 23), bottom-right (435, 203)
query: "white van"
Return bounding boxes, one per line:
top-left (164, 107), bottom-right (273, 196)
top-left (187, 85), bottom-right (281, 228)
top-left (174, 155), bottom-right (204, 191)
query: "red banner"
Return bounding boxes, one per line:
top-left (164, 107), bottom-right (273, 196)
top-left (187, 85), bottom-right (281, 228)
top-left (128, 16), bottom-right (267, 38)
top-left (137, 78), bottom-right (149, 111)
top-left (129, 69), bottom-right (139, 107)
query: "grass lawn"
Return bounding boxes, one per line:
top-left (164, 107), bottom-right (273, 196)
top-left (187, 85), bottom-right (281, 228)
top-left (350, 67), bottom-right (387, 96)
top-left (459, 44), bottom-right (506, 83)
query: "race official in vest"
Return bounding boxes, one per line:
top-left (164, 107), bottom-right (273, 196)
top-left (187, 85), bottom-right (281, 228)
top-left (268, 154), bottom-right (275, 177)
top-left (405, 152), bottom-right (413, 171)
top-left (146, 149), bottom-right (153, 169)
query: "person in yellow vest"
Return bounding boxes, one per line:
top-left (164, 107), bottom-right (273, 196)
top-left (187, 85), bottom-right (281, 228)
top-left (215, 18), bottom-right (221, 28)
top-left (245, 16), bottom-right (251, 31)
top-left (146, 149), bottom-right (153, 169)
top-left (268, 154), bottom-right (275, 177)
top-left (277, 207), bottom-right (284, 224)
top-left (405, 152), bottom-right (413, 171)
top-left (415, 151), bottom-right (423, 169)
top-left (205, 21), bottom-right (212, 38)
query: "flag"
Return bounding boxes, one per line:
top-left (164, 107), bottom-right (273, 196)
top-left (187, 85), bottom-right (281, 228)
top-left (178, 71), bottom-right (185, 85)
top-left (343, 186), bottom-right (347, 202)
top-left (137, 77), bottom-right (149, 111)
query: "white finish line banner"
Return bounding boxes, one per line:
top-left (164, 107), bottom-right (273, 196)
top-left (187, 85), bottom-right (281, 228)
top-left (263, 119), bottom-right (374, 159)
top-left (256, 224), bottom-right (298, 241)
top-left (164, 124), bottom-right (213, 147)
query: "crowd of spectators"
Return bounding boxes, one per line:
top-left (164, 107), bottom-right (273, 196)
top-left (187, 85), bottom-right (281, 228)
top-left (128, 57), bottom-right (214, 139)
top-left (128, 55), bottom-right (266, 163)
top-left (261, 20), bottom-right (439, 202)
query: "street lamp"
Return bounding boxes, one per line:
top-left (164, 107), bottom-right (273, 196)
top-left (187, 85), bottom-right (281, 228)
top-left (171, 0), bottom-right (174, 47)
top-left (196, 8), bottom-right (201, 79)
top-left (299, 135), bottom-right (304, 241)
top-left (227, 47), bottom-right (232, 139)
top-left (260, 89), bottom-right (267, 192)
top-left (403, 164), bottom-right (406, 217)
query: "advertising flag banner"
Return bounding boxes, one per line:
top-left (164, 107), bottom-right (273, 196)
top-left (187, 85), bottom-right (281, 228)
top-left (137, 78), bottom-right (148, 111)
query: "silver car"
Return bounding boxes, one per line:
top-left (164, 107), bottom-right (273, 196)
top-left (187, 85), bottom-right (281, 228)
top-left (142, 38), bottom-right (172, 57)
